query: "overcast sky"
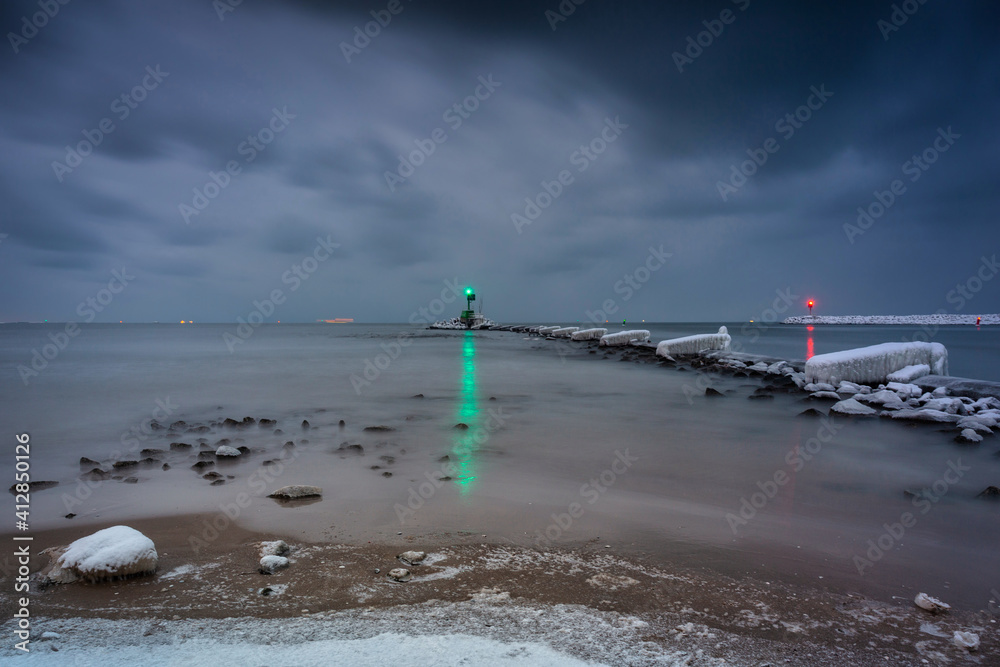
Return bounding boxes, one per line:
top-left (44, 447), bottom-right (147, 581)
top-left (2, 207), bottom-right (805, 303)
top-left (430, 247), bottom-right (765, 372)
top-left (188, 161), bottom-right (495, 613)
top-left (2, 0), bottom-right (998, 323)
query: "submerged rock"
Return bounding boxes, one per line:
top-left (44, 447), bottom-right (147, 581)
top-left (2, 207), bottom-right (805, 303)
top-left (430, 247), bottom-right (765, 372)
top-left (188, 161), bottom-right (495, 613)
top-left (976, 485), bottom-right (1000, 500)
top-left (169, 442), bottom-right (192, 451)
top-left (268, 485), bottom-right (322, 499)
top-left (704, 387), bottom-right (724, 397)
top-left (797, 408), bottom-right (825, 418)
top-left (80, 457), bottom-right (101, 466)
top-left (364, 425), bottom-right (395, 432)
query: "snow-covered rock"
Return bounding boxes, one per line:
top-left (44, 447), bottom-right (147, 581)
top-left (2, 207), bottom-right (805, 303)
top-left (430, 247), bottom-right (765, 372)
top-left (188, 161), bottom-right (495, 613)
top-left (953, 631), bottom-right (979, 651)
top-left (831, 398), bottom-right (877, 416)
top-left (259, 555), bottom-right (289, 574)
top-left (886, 382), bottom-right (923, 399)
top-left (810, 391), bottom-right (841, 400)
top-left (914, 593), bottom-right (950, 614)
top-left (599, 330), bottom-right (650, 347)
top-left (836, 381), bottom-right (864, 395)
top-left (804, 342), bottom-right (948, 386)
top-left (955, 429), bottom-right (983, 444)
top-left (43, 526), bottom-right (157, 583)
top-left (855, 390), bottom-right (907, 410)
top-left (387, 568), bottom-right (411, 582)
top-left (260, 540), bottom-right (290, 557)
top-left (748, 362), bottom-right (769, 373)
top-left (922, 397), bottom-right (965, 414)
top-left (886, 364), bottom-right (930, 383)
top-left (398, 550), bottom-right (427, 565)
top-left (216, 445), bottom-right (241, 457)
top-left (551, 327), bottom-right (580, 337)
top-left (655, 327), bottom-right (730, 357)
top-left (804, 382), bottom-right (837, 393)
top-left (570, 328), bottom-right (607, 341)
top-left (268, 485), bottom-right (322, 499)
top-left (882, 409), bottom-right (961, 424)
top-left (536, 326), bottom-right (560, 334)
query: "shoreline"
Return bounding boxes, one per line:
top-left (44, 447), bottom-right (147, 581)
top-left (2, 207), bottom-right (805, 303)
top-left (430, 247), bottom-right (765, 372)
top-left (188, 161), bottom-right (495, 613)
top-left (2, 514), bottom-right (995, 664)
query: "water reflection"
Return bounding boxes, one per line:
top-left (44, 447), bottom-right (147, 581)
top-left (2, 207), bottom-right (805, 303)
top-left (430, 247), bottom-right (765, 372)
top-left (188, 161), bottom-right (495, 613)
top-left (806, 325), bottom-right (814, 360)
top-left (451, 330), bottom-right (480, 493)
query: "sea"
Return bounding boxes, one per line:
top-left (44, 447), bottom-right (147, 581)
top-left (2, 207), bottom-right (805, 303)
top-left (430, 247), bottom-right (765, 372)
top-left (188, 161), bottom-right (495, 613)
top-left (2, 322), bottom-right (998, 608)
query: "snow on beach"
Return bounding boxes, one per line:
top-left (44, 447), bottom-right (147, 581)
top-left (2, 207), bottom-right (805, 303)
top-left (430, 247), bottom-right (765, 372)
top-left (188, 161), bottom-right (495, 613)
top-left (783, 313), bottom-right (999, 325)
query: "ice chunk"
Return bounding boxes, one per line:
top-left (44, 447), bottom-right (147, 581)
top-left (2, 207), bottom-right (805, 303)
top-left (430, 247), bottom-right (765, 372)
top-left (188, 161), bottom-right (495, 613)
top-left (886, 364), bottom-right (930, 383)
top-left (804, 342), bottom-right (948, 385)
top-left (914, 592), bottom-right (950, 614)
top-left (953, 630), bottom-right (980, 651)
top-left (655, 327), bottom-right (730, 357)
top-left (550, 327), bottom-right (579, 337)
top-left (570, 328), bottom-right (607, 341)
top-left (44, 525), bottom-right (157, 583)
top-left (831, 398), bottom-right (877, 415)
top-left (599, 330), bottom-right (650, 347)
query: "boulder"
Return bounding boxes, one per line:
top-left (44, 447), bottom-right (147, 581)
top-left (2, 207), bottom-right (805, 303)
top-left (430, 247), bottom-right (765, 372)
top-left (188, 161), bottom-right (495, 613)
top-left (268, 485), bottom-right (322, 499)
top-left (42, 526), bottom-right (157, 583)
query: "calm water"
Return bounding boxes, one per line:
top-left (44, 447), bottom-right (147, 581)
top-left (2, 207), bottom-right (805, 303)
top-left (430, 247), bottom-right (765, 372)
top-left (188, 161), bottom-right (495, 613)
top-left (1, 322), bottom-right (998, 608)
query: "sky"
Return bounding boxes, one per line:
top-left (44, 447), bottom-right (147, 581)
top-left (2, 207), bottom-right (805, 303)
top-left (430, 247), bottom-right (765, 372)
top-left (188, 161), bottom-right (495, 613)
top-left (1, 0), bottom-right (998, 323)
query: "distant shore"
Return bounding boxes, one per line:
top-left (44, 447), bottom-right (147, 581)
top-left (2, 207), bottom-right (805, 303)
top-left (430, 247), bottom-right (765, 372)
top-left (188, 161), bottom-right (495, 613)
top-left (783, 314), bottom-right (998, 325)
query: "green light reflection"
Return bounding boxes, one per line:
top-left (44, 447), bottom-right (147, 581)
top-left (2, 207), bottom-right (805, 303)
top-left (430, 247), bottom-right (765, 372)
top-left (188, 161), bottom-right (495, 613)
top-left (451, 330), bottom-right (480, 493)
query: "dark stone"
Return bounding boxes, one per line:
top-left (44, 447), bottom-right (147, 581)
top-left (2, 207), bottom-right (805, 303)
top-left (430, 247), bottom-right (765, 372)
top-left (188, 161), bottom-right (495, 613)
top-left (81, 468), bottom-right (109, 481)
top-left (454, 423), bottom-right (469, 430)
top-left (9, 480), bottom-right (58, 494)
top-left (216, 438), bottom-right (231, 446)
top-left (169, 421), bottom-right (188, 430)
top-left (338, 443), bottom-right (364, 454)
top-left (223, 418), bottom-right (242, 428)
top-left (338, 420), bottom-right (345, 428)
top-left (162, 463), bottom-right (171, 471)
top-left (188, 425), bottom-right (210, 433)
top-left (80, 457), bottom-right (101, 466)
top-left (203, 472), bottom-right (222, 480)
top-left (798, 408), bottom-right (825, 418)
top-left (237, 446), bottom-right (251, 454)
top-left (191, 461), bottom-right (214, 470)
top-left (123, 477), bottom-right (139, 484)
top-left (113, 460), bottom-right (139, 469)
top-left (748, 393), bottom-right (774, 400)
top-left (440, 476), bottom-right (453, 481)
top-left (241, 417), bottom-right (256, 427)
top-left (211, 479), bottom-right (226, 486)
top-left (140, 457), bottom-right (159, 466)
top-left (259, 419), bottom-right (276, 427)
top-left (379, 455), bottom-right (395, 464)
top-left (198, 451), bottom-right (216, 461)
top-left (65, 513), bottom-right (76, 519)
top-left (705, 388), bottom-right (724, 397)
top-left (412, 394), bottom-right (424, 398)
top-left (438, 455), bottom-right (450, 462)
top-left (364, 425), bottom-right (394, 432)
top-left (300, 439), bottom-right (309, 444)
top-left (489, 396), bottom-right (497, 401)
top-left (382, 471), bottom-right (393, 477)
top-left (274, 429), bottom-right (283, 435)
top-left (977, 486), bottom-right (1000, 500)
top-left (302, 420), bottom-right (310, 429)
top-left (149, 421), bottom-right (164, 431)
top-left (140, 448), bottom-right (165, 457)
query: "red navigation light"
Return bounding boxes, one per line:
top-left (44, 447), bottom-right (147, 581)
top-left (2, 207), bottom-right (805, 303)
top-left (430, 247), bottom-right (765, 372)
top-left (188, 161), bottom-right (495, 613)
top-left (807, 300), bottom-right (814, 308)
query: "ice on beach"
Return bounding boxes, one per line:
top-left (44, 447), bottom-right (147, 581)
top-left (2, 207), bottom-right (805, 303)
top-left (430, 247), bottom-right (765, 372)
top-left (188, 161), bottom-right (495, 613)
top-left (45, 525), bottom-right (157, 583)
top-left (887, 364), bottom-right (931, 383)
top-left (805, 342), bottom-right (948, 386)
top-left (551, 327), bottom-right (580, 337)
top-left (571, 328), bottom-right (608, 341)
top-left (831, 398), bottom-right (877, 416)
top-left (655, 327), bottom-right (730, 357)
top-left (599, 330), bottom-right (651, 347)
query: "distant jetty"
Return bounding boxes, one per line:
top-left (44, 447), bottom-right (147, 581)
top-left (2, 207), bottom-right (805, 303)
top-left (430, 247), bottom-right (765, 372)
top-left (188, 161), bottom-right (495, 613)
top-left (782, 314), bottom-right (998, 326)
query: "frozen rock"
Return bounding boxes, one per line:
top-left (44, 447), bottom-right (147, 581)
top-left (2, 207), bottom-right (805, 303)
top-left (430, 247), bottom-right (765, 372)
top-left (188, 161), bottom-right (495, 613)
top-left (836, 381), bottom-right (863, 395)
top-left (398, 550), bottom-right (427, 565)
top-left (810, 391), bottom-right (841, 400)
top-left (831, 398), bottom-right (877, 416)
top-left (260, 540), bottom-right (290, 557)
top-left (953, 630), bottom-right (980, 651)
top-left (570, 328), bottom-right (607, 341)
top-left (599, 330), bottom-right (650, 347)
top-left (551, 327), bottom-right (579, 337)
top-left (804, 382), bottom-right (837, 392)
top-left (748, 362), bottom-right (769, 373)
top-left (215, 445), bottom-right (241, 457)
top-left (259, 555), bottom-right (289, 574)
top-left (886, 364), bottom-right (930, 383)
top-left (268, 485), bottom-right (322, 499)
top-left (931, 386), bottom-right (949, 397)
top-left (957, 417), bottom-right (993, 434)
top-left (42, 526), bottom-right (158, 583)
top-left (387, 567), bottom-right (411, 582)
top-left (855, 390), bottom-right (907, 410)
top-left (881, 409), bottom-right (961, 424)
top-left (886, 382), bottom-right (923, 398)
top-left (922, 398), bottom-right (965, 414)
top-left (955, 429), bottom-right (983, 444)
top-left (805, 341), bottom-right (948, 385)
top-left (655, 327), bottom-right (730, 356)
top-left (914, 592), bottom-right (950, 614)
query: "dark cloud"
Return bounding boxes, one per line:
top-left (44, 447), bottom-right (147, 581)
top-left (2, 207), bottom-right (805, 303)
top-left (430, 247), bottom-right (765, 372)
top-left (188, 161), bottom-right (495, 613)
top-left (0, 0), bottom-right (998, 323)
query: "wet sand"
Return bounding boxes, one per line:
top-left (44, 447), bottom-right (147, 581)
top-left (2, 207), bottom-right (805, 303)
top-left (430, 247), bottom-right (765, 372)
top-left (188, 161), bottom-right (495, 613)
top-left (1, 513), bottom-right (996, 665)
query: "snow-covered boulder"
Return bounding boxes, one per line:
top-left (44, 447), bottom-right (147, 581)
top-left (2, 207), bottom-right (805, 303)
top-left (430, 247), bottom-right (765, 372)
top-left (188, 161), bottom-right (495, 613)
top-left (398, 550), bottom-right (427, 565)
top-left (599, 330), bottom-right (650, 347)
top-left (216, 445), bottom-right (241, 457)
top-left (831, 398), bottom-right (877, 416)
top-left (259, 555), bottom-right (289, 574)
top-left (43, 526), bottom-right (157, 583)
top-left (536, 326), bottom-right (560, 334)
top-left (655, 327), bottom-right (730, 357)
top-left (550, 327), bottom-right (579, 337)
top-left (260, 540), bottom-right (290, 557)
top-left (804, 382), bottom-right (837, 393)
top-left (571, 328), bottom-right (608, 341)
top-left (810, 391), bottom-right (841, 400)
top-left (804, 342), bottom-right (948, 386)
top-left (855, 390), bottom-right (907, 410)
top-left (836, 381), bottom-right (864, 395)
top-left (955, 429), bottom-right (983, 444)
top-left (268, 485), bottom-right (322, 499)
top-left (387, 567), bottom-right (411, 582)
top-left (887, 364), bottom-right (930, 383)
top-left (886, 382), bottom-right (923, 399)
top-left (882, 409), bottom-right (961, 424)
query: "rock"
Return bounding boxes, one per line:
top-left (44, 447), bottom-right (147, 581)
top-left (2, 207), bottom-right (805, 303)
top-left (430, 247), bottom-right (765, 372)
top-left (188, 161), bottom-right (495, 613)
top-left (268, 485), bottom-right (322, 499)
top-left (191, 461), bottom-right (214, 470)
top-left (216, 438), bottom-right (231, 446)
top-left (704, 388), bottom-right (724, 397)
top-left (80, 457), bottom-right (101, 466)
top-left (259, 419), bottom-right (276, 427)
top-left (210, 479), bottom-right (225, 486)
top-left (112, 460), bottom-right (139, 469)
top-left (301, 420), bottom-right (310, 429)
top-left (169, 442), bottom-right (192, 451)
top-left (140, 448), bottom-right (165, 457)
top-left (338, 420), bottom-right (346, 428)
top-left (80, 468), bottom-right (109, 482)
top-left (216, 445), bottom-right (241, 457)
top-left (797, 408), bottom-right (825, 417)
top-left (65, 513), bottom-right (76, 519)
top-left (831, 398), bottom-right (877, 416)
top-left (976, 485), bottom-right (1000, 500)
top-left (412, 394), bottom-right (424, 398)
top-left (161, 463), bottom-right (170, 471)
top-left (914, 592), bottom-right (950, 614)
top-left (198, 451), bottom-right (216, 461)
top-left (454, 423), bottom-right (469, 430)
top-left (9, 480), bottom-right (59, 494)
top-left (203, 472), bottom-right (223, 480)
top-left (237, 446), bottom-right (251, 454)
top-left (188, 425), bottom-right (210, 433)
top-left (398, 550), bottom-right (427, 565)
top-left (954, 429), bottom-right (983, 444)
top-left (42, 525), bottom-right (158, 583)
top-left (364, 425), bottom-right (394, 432)
top-left (123, 477), bottom-right (138, 484)
top-left (223, 418), bottom-right (242, 428)
top-left (382, 471), bottom-right (392, 477)
top-left (168, 421), bottom-right (187, 430)
top-left (953, 630), bottom-right (980, 652)
top-left (260, 540), bottom-right (290, 557)
top-left (387, 567), bottom-right (411, 582)
top-left (337, 443), bottom-right (364, 454)
top-left (259, 555), bottom-right (289, 574)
